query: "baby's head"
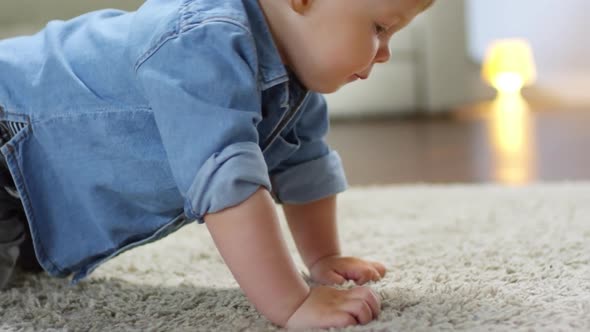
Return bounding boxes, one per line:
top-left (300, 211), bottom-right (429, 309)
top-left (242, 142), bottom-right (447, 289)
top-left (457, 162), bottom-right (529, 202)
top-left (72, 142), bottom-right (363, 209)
top-left (259, 0), bottom-right (434, 93)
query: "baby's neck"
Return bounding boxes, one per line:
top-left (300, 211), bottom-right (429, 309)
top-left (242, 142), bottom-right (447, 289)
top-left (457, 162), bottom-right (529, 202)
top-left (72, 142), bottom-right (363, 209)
top-left (257, 0), bottom-right (293, 67)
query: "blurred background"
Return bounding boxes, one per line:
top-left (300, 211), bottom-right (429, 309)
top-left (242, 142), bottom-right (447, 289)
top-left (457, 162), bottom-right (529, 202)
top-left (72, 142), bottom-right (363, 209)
top-left (1, 0), bottom-right (589, 186)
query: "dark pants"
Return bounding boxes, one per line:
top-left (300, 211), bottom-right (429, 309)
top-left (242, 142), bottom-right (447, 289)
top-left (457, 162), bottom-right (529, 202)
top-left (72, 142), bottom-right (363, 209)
top-left (0, 129), bottom-right (42, 289)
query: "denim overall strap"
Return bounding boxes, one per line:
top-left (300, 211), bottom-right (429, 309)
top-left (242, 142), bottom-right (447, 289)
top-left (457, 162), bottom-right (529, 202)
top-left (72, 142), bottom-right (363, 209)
top-left (0, 122), bottom-right (25, 288)
top-left (0, 119), bottom-right (41, 289)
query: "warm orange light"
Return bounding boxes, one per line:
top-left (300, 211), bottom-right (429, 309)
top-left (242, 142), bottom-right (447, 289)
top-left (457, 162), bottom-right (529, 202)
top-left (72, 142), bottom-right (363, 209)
top-left (482, 39), bottom-right (537, 96)
top-left (488, 94), bottom-right (536, 184)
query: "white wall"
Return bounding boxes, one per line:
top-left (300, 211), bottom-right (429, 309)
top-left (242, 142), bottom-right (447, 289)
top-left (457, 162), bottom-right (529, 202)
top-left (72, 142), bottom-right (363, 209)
top-left (467, 0), bottom-right (590, 105)
top-left (420, 0), bottom-right (488, 112)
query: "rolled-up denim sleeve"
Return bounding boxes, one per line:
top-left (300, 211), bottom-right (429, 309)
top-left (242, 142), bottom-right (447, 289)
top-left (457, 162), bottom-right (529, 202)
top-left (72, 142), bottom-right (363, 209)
top-left (270, 93), bottom-right (348, 204)
top-left (136, 22), bottom-right (270, 222)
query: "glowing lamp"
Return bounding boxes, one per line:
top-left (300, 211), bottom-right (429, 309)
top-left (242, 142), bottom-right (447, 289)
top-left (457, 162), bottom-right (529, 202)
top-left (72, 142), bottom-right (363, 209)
top-left (482, 39), bottom-right (537, 96)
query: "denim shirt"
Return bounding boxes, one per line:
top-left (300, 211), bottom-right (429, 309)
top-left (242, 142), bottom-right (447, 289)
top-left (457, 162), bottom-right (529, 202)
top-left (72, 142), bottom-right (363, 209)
top-left (0, 0), bottom-right (348, 283)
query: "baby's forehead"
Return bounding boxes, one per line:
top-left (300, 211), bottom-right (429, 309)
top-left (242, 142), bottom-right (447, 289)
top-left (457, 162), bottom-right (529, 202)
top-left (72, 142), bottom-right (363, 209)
top-left (384, 0), bottom-right (433, 11)
top-left (380, 0), bottom-right (434, 20)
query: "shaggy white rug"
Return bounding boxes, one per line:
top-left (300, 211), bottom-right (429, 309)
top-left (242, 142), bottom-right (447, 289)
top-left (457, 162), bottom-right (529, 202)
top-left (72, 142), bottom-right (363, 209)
top-left (1, 183), bottom-right (589, 331)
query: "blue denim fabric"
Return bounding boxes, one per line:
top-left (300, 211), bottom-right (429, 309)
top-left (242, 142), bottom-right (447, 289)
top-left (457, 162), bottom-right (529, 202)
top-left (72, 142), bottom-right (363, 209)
top-left (0, 0), bottom-right (348, 283)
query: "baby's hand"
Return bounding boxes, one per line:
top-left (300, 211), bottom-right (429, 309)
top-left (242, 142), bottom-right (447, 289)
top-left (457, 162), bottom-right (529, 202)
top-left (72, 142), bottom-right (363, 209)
top-left (309, 255), bottom-right (387, 285)
top-left (286, 285), bottom-right (380, 329)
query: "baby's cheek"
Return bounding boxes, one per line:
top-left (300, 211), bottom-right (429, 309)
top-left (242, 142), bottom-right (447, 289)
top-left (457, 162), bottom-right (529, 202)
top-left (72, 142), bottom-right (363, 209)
top-left (327, 46), bottom-right (362, 69)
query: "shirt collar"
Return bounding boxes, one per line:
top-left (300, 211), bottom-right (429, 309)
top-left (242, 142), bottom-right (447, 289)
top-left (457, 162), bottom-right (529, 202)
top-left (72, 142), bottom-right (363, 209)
top-left (243, 0), bottom-right (290, 89)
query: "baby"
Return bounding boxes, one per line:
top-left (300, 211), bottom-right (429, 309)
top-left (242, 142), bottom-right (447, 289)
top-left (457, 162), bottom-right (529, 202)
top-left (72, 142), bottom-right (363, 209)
top-left (0, 0), bottom-right (433, 328)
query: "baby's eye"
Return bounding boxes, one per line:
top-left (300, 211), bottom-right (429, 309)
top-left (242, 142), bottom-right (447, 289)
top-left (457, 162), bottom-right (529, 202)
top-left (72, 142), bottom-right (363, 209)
top-left (374, 23), bottom-right (387, 35)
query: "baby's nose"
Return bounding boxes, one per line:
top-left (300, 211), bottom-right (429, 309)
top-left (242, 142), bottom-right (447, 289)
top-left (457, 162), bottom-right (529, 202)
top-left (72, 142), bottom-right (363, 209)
top-left (374, 43), bottom-right (391, 64)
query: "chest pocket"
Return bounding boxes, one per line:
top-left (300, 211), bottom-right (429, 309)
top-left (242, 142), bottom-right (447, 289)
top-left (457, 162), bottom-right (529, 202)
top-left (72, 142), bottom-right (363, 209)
top-left (263, 129), bottom-right (300, 171)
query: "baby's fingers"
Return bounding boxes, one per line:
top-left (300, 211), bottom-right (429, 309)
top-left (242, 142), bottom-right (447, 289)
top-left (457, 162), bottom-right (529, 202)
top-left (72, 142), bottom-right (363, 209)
top-left (350, 286), bottom-right (381, 318)
top-left (371, 262), bottom-right (387, 277)
top-left (351, 268), bottom-right (379, 285)
top-left (342, 299), bottom-right (373, 325)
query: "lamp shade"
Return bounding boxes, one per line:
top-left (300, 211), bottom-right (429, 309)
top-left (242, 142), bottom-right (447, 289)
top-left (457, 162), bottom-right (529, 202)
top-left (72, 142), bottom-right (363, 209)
top-left (482, 39), bottom-right (537, 94)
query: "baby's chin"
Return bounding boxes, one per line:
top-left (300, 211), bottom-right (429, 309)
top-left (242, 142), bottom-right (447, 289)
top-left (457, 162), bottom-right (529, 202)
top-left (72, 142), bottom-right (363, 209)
top-left (304, 80), bottom-right (346, 94)
top-left (295, 69), bottom-right (348, 93)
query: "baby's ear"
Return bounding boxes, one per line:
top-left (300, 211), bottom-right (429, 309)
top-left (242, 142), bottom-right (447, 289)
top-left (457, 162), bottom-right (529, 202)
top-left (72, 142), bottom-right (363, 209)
top-left (289, 0), bottom-right (314, 15)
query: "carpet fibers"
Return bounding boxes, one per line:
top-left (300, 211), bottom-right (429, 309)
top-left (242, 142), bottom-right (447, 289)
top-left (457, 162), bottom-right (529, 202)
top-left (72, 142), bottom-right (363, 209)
top-left (1, 183), bottom-right (589, 331)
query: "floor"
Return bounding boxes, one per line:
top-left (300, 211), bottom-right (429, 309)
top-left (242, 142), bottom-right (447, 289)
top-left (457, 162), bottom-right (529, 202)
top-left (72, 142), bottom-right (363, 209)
top-left (326, 97), bottom-right (590, 186)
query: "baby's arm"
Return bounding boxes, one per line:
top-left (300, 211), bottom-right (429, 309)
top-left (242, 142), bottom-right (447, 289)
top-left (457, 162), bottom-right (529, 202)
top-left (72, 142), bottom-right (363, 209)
top-left (283, 195), bottom-right (388, 286)
top-left (204, 187), bottom-right (310, 326)
top-left (205, 187), bottom-right (381, 328)
top-left (282, 195), bottom-right (341, 270)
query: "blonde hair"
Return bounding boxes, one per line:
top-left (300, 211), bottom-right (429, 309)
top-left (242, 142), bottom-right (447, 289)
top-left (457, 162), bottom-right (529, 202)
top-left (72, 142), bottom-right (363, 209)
top-left (419, 0), bottom-right (435, 12)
